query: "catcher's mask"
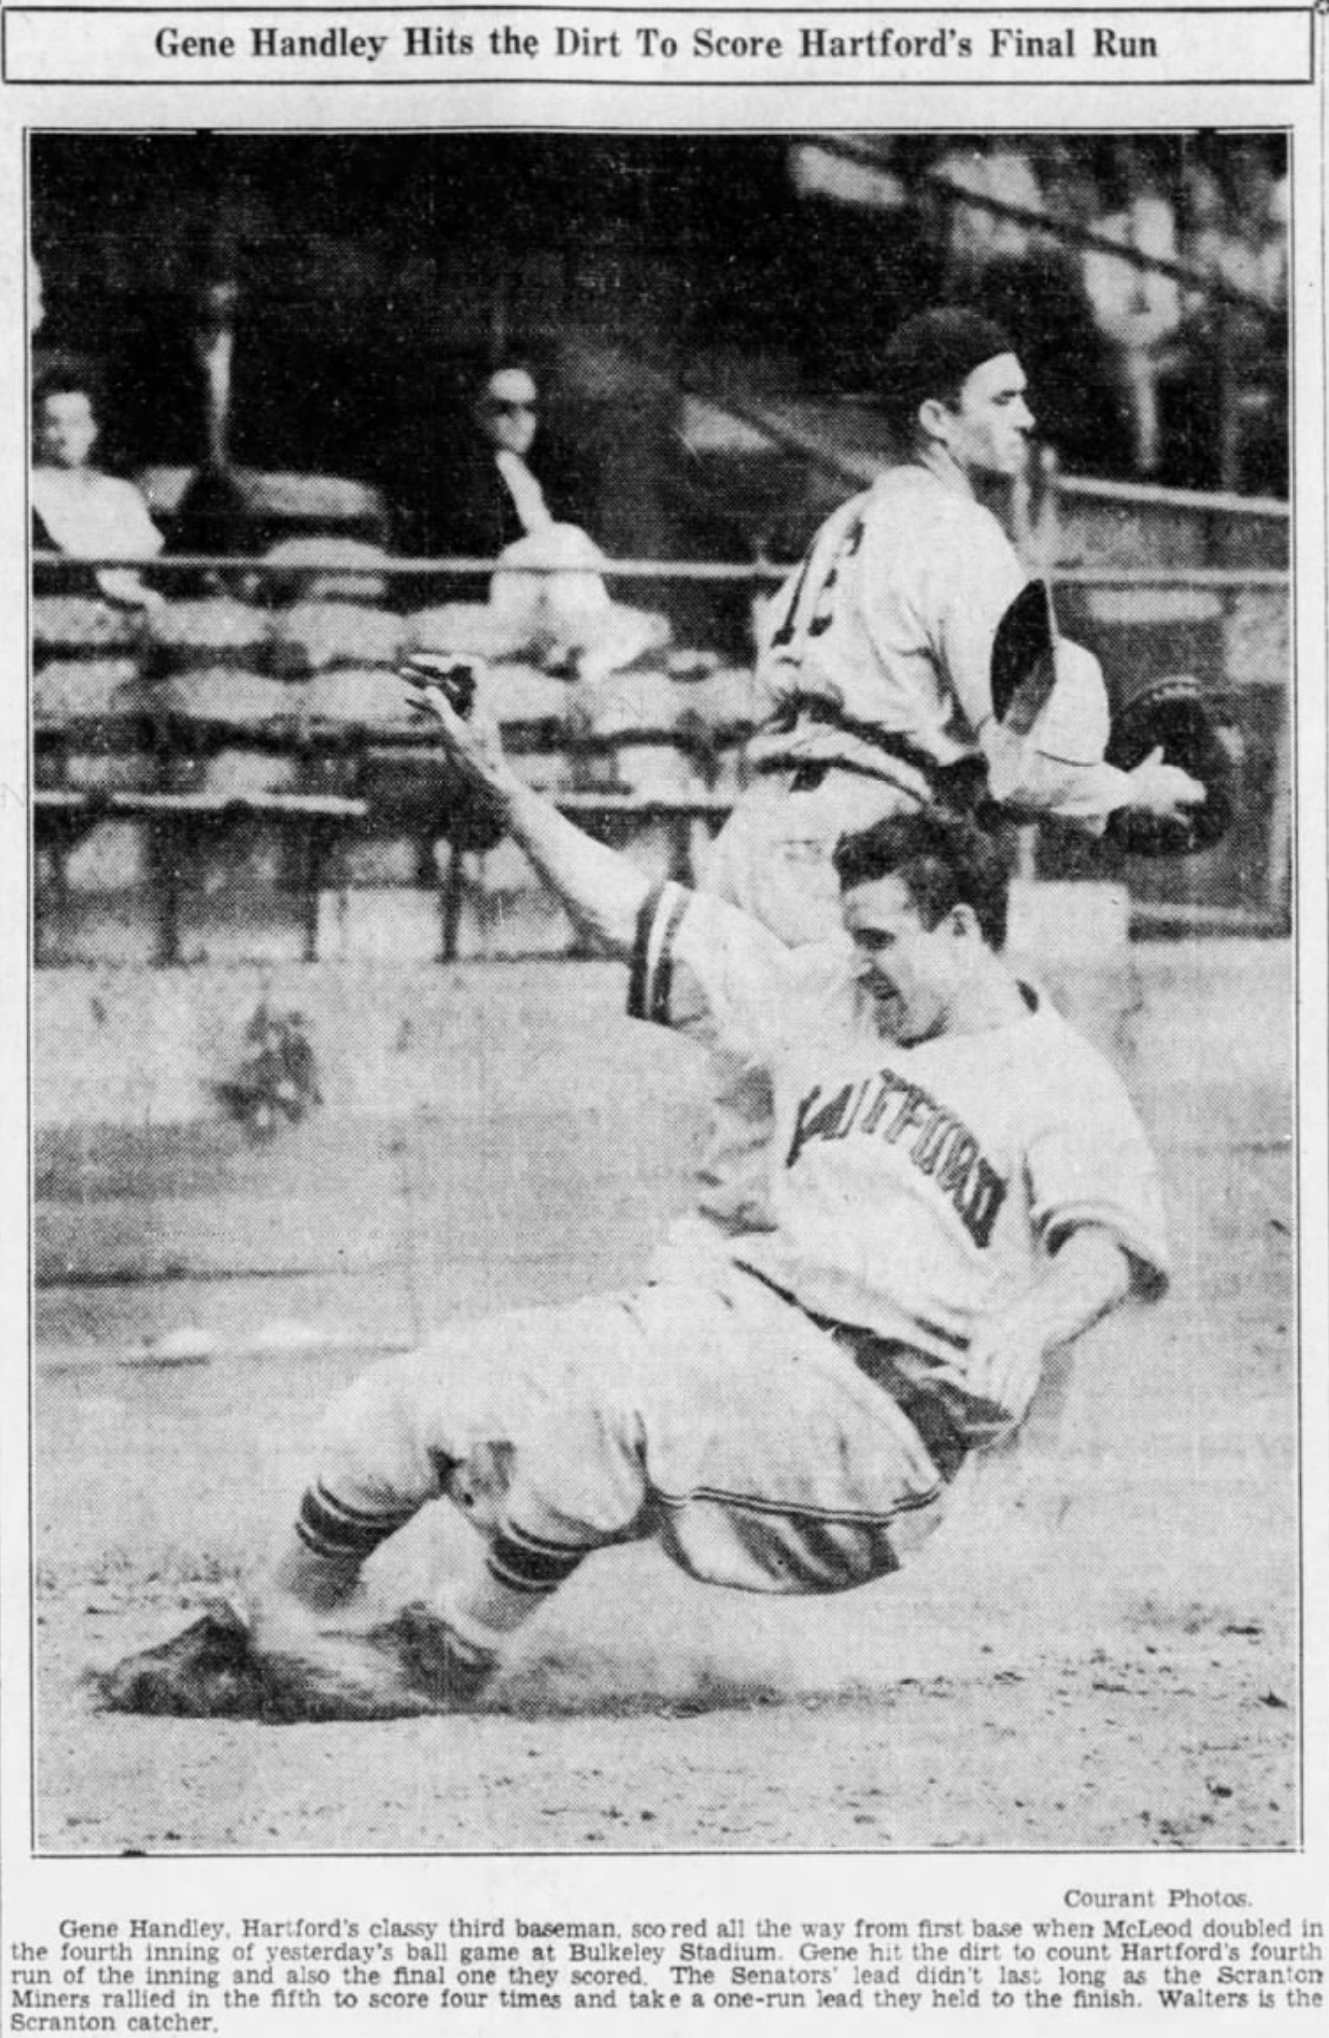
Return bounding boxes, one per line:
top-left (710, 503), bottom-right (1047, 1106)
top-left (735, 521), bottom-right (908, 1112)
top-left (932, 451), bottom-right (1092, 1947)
top-left (990, 579), bottom-right (1059, 736)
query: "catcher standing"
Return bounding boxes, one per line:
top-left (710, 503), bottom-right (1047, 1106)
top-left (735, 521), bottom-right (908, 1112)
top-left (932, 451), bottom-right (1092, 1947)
top-left (106, 680), bottom-right (1170, 1722)
top-left (669, 306), bottom-right (1207, 1260)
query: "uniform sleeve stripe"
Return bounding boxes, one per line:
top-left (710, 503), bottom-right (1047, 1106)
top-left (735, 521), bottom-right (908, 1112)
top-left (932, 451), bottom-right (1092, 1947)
top-left (628, 881), bottom-right (691, 1025)
top-left (1042, 1205), bottom-right (1171, 1294)
top-left (650, 885), bottom-right (692, 1025)
top-left (627, 883), bottom-right (670, 1020)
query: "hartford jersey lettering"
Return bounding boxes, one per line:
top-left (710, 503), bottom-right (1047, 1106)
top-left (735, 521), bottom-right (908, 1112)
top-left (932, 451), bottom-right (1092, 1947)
top-left (787, 1069), bottom-right (1007, 1249)
top-left (628, 881), bottom-right (1170, 1369)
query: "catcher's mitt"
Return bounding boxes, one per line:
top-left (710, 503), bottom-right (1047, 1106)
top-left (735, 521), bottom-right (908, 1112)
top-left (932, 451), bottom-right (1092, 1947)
top-left (393, 654), bottom-right (508, 853)
top-left (1105, 674), bottom-right (1237, 858)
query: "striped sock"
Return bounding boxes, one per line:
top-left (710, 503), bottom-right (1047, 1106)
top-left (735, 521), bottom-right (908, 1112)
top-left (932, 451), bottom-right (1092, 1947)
top-left (433, 1520), bottom-right (591, 1659)
top-left (294, 1481), bottom-right (419, 1563)
top-left (485, 1521), bottom-right (590, 1604)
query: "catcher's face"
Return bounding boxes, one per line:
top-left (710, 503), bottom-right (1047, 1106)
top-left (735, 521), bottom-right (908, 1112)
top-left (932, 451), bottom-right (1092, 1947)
top-left (941, 352), bottom-right (1034, 481)
top-left (842, 876), bottom-right (971, 1044)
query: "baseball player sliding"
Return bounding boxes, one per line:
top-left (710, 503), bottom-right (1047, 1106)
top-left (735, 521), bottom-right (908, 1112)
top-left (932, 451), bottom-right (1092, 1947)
top-left (106, 674), bottom-right (1170, 1722)
top-left (664, 306), bottom-right (1206, 1267)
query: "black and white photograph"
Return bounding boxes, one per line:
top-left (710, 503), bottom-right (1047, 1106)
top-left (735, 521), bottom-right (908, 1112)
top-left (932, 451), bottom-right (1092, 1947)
top-left (28, 123), bottom-right (1299, 1862)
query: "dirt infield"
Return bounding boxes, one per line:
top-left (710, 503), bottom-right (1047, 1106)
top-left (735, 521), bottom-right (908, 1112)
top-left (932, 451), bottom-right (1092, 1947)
top-left (34, 1110), bottom-right (1297, 1854)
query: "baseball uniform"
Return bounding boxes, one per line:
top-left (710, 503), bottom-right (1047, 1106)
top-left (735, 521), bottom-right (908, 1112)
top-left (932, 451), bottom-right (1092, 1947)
top-left (722, 461), bottom-right (1136, 899)
top-left (289, 880), bottom-right (1168, 1624)
top-left (668, 461), bottom-right (1137, 1263)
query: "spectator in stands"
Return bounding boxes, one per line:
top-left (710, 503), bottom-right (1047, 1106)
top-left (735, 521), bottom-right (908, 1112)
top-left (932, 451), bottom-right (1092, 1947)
top-left (1215, 142), bottom-right (1288, 317)
top-left (786, 139), bottom-right (939, 388)
top-left (420, 364), bottom-right (665, 680)
top-left (1162, 157), bottom-right (1232, 490)
top-left (1228, 149), bottom-right (1290, 495)
top-left (1080, 147), bottom-right (1185, 477)
top-left (32, 370), bottom-right (164, 606)
top-left (929, 138), bottom-right (1045, 300)
top-left (1167, 146), bottom-right (1288, 494)
top-left (933, 139), bottom-right (1119, 477)
top-left (428, 365), bottom-right (586, 575)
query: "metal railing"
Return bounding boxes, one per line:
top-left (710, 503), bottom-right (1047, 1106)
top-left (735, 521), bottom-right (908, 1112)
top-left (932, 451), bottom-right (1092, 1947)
top-left (32, 547), bottom-right (1290, 588)
top-left (32, 544), bottom-right (1291, 960)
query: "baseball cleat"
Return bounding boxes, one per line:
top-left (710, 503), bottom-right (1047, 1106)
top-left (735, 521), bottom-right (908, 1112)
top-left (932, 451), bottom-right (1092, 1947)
top-left (95, 1596), bottom-right (498, 1723)
top-left (249, 1595), bottom-right (497, 1722)
top-left (373, 1601), bottom-right (500, 1708)
top-left (92, 1599), bottom-right (268, 1718)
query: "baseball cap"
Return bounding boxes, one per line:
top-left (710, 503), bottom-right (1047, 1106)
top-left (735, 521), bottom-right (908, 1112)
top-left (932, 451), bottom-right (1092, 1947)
top-left (879, 309), bottom-right (1014, 434)
top-left (484, 367), bottom-right (539, 410)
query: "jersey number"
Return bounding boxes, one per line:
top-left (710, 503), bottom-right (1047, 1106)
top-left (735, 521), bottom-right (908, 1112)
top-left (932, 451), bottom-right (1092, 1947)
top-left (769, 514), bottom-right (865, 655)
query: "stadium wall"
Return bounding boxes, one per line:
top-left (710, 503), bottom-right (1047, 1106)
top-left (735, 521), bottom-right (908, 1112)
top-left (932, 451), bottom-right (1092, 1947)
top-left (34, 935), bottom-right (1291, 1307)
top-left (32, 941), bottom-right (1291, 1132)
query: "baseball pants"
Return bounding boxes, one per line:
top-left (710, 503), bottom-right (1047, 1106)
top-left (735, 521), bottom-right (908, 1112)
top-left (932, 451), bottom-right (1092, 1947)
top-left (292, 1265), bottom-right (954, 1630)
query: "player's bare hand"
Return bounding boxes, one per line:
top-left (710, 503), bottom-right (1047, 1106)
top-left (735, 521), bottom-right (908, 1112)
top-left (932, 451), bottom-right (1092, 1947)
top-left (934, 1318), bottom-right (1046, 1427)
top-left (399, 656), bottom-right (518, 803)
top-left (1124, 746), bottom-right (1207, 822)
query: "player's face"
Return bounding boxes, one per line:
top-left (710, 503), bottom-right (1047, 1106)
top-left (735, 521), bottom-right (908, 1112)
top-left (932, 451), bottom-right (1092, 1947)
top-left (841, 876), bottom-right (967, 1044)
top-left (36, 390), bottom-right (98, 469)
top-left (943, 353), bottom-right (1034, 480)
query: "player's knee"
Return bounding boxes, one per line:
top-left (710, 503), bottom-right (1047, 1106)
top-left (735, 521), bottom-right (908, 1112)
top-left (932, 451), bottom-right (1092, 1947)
top-left (317, 1351), bottom-right (450, 1512)
top-left (509, 1385), bottom-right (650, 1546)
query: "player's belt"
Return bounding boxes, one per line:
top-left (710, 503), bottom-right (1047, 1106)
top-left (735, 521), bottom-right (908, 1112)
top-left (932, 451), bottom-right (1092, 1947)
top-left (734, 1264), bottom-right (970, 1482)
top-left (757, 697), bottom-right (987, 813)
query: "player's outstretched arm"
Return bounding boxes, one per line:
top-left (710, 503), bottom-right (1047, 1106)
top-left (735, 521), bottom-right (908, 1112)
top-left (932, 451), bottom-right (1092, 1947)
top-left (984, 719), bottom-right (1205, 834)
top-left (405, 666), bottom-right (651, 957)
top-left (975, 627), bottom-right (1207, 835)
top-left (935, 1225), bottom-right (1135, 1426)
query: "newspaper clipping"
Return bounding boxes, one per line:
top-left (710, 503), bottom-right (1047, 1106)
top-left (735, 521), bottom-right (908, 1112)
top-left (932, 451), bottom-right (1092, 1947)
top-left (5, 1), bottom-right (1326, 2032)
